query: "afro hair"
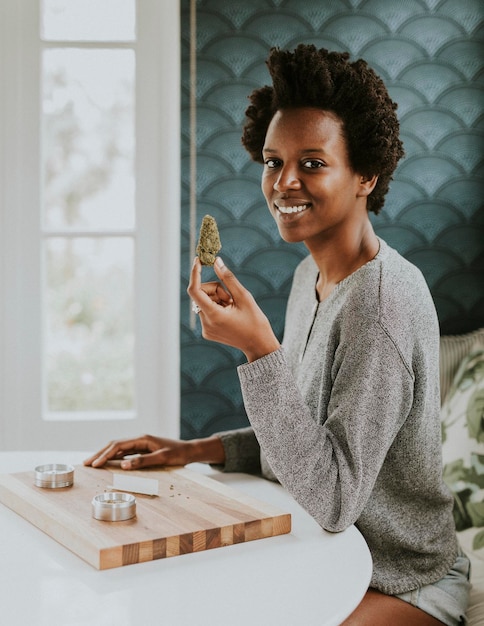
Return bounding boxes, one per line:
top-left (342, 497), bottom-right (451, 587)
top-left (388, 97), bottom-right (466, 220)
top-left (241, 44), bottom-right (404, 214)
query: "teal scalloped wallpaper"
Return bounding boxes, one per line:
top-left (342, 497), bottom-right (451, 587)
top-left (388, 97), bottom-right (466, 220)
top-left (180, 0), bottom-right (484, 439)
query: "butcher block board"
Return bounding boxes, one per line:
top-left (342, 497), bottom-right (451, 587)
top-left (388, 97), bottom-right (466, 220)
top-left (0, 465), bottom-right (291, 570)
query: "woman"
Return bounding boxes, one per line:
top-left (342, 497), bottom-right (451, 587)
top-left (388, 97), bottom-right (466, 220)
top-left (85, 45), bottom-right (469, 625)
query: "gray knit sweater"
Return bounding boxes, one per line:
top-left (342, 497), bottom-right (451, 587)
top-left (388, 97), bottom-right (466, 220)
top-left (218, 238), bottom-right (458, 595)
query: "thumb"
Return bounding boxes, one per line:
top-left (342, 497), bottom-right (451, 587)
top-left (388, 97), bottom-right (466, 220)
top-left (213, 257), bottom-right (247, 299)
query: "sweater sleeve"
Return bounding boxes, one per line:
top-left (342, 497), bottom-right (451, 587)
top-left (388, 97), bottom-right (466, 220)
top-left (237, 328), bottom-right (414, 533)
top-left (210, 426), bottom-right (261, 474)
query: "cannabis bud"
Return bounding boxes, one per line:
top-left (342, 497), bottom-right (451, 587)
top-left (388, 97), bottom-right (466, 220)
top-left (196, 215), bottom-right (222, 266)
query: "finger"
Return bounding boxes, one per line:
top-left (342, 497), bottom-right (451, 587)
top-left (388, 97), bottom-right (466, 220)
top-left (214, 284), bottom-right (233, 306)
top-left (84, 447), bottom-right (110, 466)
top-left (120, 450), bottom-right (166, 470)
top-left (187, 256), bottom-right (202, 296)
top-left (187, 257), bottom-right (222, 311)
top-left (200, 281), bottom-right (233, 306)
top-left (90, 448), bottom-right (125, 468)
top-left (213, 257), bottom-right (247, 301)
top-left (84, 444), bottom-right (121, 467)
top-left (86, 439), bottom-right (146, 468)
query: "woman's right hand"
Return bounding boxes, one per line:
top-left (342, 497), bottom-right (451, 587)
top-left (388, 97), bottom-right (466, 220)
top-left (83, 434), bottom-right (225, 470)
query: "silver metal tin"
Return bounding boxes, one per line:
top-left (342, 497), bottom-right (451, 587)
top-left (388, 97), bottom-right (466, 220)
top-left (92, 492), bottom-right (136, 521)
top-left (34, 464), bottom-right (75, 488)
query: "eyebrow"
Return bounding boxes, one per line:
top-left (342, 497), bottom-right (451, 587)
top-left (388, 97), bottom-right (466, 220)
top-left (262, 148), bottom-right (326, 155)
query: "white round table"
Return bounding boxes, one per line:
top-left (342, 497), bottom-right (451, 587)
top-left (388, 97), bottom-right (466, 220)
top-left (0, 451), bottom-right (372, 626)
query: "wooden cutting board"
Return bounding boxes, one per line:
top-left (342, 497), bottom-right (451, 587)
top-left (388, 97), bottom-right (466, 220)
top-left (0, 465), bottom-right (291, 570)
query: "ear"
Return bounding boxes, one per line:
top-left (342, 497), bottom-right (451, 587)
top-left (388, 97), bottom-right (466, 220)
top-left (357, 174), bottom-right (378, 197)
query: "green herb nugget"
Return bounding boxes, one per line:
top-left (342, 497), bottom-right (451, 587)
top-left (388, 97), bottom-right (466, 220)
top-left (196, 215), bottom-right (222, 266)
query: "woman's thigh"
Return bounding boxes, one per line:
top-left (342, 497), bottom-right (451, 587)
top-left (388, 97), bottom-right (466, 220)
top-left (343, 550), bottom-right (470, 626)
top-left (341, 589), bottom-right (445, 626)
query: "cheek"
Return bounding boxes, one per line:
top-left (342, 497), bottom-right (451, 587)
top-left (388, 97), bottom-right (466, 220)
top-left (261, 176), bottom-right (272, 203)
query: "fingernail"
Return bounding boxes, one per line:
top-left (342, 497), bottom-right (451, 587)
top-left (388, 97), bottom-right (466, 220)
top-left (120, 460), bottom-right (131, 469)
top-left (193, 256), bottom-right (198, 267)
top-left (215, 257), bottom-right (225, 268)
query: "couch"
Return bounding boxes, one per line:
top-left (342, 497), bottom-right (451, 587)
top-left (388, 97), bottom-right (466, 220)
top-left (440, 328), bottom-right (484, 624)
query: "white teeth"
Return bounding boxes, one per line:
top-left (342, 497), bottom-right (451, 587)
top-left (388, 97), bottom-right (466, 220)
top-left (278, 204), bottom-right (308, 214)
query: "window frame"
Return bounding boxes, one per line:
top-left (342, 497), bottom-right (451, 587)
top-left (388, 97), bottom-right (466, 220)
top-left (0, 0), bottom-right (181, 450)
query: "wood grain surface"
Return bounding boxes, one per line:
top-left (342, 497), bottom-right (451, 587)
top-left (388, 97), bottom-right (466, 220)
top-left (0, 465), bottom-right (291, 569)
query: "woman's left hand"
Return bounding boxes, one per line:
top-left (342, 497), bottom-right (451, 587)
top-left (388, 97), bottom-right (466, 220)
top-left (187, 256), bottom-right (280, 362)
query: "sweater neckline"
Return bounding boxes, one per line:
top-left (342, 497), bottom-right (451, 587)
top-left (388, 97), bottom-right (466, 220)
top-left (313, 237), bottom-right (386, 305)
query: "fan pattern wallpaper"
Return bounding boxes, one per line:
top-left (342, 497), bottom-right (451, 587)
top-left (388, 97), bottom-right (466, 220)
top-left (180, 0), bottom-right (484, 439)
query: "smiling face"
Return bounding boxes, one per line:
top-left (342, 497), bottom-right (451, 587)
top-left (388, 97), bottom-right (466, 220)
top-left (261, 108), bottom-right (376, 251)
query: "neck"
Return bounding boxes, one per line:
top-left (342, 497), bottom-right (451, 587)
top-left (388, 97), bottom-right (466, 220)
top-left (309, 220), bottom-right (380, 301)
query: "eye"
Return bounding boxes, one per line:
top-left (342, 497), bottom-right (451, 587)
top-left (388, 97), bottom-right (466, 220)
top-left (302, 159), bottom-right (325, 169)
top-left (264, 158), bottom-right (281, 169)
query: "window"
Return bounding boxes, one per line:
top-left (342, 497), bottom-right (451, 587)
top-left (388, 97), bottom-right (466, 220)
top-left (41, 0), bottom-right (137, 420)
top-left (0, 0), bottom-right (180, 449)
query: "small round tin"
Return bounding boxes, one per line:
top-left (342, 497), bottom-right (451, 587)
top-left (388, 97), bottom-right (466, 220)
top-left (34, 464), bottom-right (74, 489)
top-left (92, 492), bottom-right (136, 522)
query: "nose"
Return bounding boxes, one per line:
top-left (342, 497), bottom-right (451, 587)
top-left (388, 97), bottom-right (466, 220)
top-left (273, 164), bottom-right (301, 192)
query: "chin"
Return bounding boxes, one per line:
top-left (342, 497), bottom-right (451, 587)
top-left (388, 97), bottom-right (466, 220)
top-left (278, 230), bottom-right (305, 244)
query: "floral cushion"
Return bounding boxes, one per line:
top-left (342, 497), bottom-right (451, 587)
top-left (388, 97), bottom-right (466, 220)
top-left (440, 329), bottom-right (484, 404)
top-left (442, 344), bottom-right (484, 549)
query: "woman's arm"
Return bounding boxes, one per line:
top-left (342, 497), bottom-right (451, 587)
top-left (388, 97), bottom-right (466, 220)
top-left (83, 434), bottom-right (225, 470)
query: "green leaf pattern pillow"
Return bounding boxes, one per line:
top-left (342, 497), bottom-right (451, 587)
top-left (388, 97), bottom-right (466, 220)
top-left (442, 346), bottom-right (484, 549)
